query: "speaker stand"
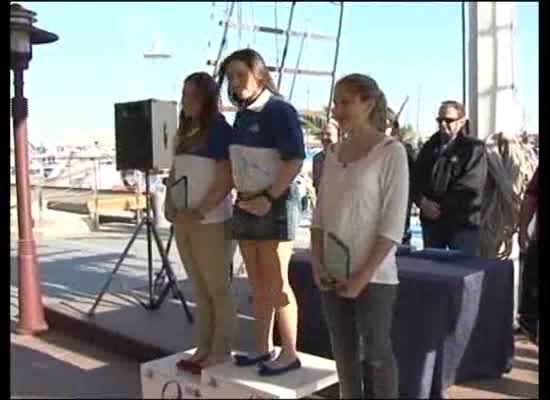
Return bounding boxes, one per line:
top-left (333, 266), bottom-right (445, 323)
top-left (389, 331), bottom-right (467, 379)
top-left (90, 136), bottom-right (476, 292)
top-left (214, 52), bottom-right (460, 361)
top-left (88, 170), bottom-right (193, 323)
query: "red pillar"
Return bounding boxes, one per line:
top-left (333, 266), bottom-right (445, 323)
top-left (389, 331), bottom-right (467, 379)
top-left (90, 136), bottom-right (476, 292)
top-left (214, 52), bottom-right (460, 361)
top-left (12, 68), bottom-right (48, 335)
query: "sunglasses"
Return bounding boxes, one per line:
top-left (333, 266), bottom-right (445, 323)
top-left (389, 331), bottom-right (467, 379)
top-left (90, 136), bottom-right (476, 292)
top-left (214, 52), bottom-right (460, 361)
top-left (436, 117), bottom-right (460, 125)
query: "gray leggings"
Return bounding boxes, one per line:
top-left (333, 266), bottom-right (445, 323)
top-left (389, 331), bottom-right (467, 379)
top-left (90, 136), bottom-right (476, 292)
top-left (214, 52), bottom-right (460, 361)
top-left (321, 283), bottom-right (399, 399)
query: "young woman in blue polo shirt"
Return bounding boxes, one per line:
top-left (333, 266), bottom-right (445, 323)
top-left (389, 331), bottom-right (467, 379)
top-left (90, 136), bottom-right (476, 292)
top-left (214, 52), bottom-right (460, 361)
top-left (165, 72), bottom-right (236, 372)
top-left (218, 49), bottom-right (306, 376)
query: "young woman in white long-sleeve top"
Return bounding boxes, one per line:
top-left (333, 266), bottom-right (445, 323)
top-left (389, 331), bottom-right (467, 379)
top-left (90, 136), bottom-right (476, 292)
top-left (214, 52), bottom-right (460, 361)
top-left (311, 73), bottom-right (409, 398)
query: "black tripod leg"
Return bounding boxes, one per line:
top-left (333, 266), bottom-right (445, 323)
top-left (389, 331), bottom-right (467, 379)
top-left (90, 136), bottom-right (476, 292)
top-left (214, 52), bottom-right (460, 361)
top-left (150, 224), bottom-right (194, 323)
top-left (140, 171), bottom-right (157, 309)
top-left (166, 224), bottom-right (175, 255)
top-left (164, 225), bottom-right (179, 299)
top-left (151, 269), bottom-right (192, 323)
top-left (146, 217), bottom-right (154, 308)
top-left (88, 216), bottom-right (147, 316)
top-left (168, 273), bottom-right (194, 323)
top-left (155, 227), bottom-right (194, 323)
top-left (164, 226), bottom-right (181, 300)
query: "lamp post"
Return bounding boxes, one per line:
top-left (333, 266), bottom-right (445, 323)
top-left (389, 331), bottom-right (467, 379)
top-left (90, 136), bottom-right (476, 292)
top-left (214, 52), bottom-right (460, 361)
top-left (10, 3), bottom-right (58, 335)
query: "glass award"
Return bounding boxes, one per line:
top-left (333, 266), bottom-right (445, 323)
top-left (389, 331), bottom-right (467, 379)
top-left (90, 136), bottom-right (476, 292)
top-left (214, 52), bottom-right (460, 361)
top-left (170, 175), bottom-right (188, 210)
top-left (322, 231), bottom-right (351, 280)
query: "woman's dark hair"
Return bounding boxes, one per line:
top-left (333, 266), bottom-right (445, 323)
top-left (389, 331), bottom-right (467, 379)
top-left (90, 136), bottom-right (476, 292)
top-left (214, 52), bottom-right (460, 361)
top-left (174, 72), bottom-right (220, 154)
top-left (217, 48), bottom-right (281, 107)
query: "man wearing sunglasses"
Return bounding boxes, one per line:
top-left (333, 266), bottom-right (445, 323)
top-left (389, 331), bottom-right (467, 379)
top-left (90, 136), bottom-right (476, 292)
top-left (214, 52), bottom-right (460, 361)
top-left (412, 100), bottom-right (487, 256)
top-left (312, 120), bottom-right (340, 195)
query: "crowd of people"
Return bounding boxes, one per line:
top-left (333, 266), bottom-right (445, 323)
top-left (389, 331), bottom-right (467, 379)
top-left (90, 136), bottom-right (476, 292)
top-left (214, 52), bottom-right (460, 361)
top-left (154, 47), bottom-right (537, 398)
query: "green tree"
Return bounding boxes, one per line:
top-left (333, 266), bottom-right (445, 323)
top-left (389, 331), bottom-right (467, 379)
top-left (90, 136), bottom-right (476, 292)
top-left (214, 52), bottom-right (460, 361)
top-left (300, 114), bottom-right (325, 140)
top-left (300, 105), bottom-right (332, 140)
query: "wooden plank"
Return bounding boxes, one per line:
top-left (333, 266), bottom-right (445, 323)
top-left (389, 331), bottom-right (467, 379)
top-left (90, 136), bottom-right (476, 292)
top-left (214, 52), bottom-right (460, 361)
top-left (20, 184), bottom-right (135, 196)
top-left (47, 201), bottom-right (89, 215)
top-left (88, 196), bottom-right (147, 212)
top-left (300, 110), bottom-right (326, 118)
top-left (46, 195), bottom-right (146, 215)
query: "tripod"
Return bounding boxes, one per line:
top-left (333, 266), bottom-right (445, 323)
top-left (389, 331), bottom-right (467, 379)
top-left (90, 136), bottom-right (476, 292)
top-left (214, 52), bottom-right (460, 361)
top-left (88, 170), bottom-right (193, 323)
top-left (153, 225), bottom-right (183, 301)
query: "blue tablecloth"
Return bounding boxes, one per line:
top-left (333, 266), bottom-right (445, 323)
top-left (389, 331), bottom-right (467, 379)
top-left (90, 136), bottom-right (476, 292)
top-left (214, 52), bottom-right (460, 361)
top-left (288, 251), bottom-right (514, 399)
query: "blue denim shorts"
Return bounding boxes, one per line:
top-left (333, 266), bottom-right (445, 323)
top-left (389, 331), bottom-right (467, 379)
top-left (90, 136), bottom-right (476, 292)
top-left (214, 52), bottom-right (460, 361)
top-left (231, 183), bottom-right (301, 241)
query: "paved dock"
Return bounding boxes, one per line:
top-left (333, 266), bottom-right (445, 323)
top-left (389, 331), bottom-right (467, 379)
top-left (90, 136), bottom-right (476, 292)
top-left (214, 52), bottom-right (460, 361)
top-left (10, 205), bottom-right (538, 398)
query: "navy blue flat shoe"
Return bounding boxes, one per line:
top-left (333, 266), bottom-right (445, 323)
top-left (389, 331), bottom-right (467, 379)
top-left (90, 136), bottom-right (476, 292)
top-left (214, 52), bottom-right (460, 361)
top-left (258, 358), bottom-right (302, 376)
top-left (233, 350), bottom-right (275, 367)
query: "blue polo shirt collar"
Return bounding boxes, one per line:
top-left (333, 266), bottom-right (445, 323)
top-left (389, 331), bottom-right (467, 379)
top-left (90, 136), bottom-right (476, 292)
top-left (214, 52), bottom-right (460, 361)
top-left (246, 89), bottom-right (273, 112)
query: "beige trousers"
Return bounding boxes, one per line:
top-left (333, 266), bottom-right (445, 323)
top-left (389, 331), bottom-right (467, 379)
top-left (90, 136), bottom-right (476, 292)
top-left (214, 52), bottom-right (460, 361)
top-left (174, 215), bottom-right (236, 357)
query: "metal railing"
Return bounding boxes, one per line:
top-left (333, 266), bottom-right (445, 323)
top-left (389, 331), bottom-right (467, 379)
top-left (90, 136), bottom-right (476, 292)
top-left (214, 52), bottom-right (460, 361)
top-left (12, 154), bottom-right (143, 229)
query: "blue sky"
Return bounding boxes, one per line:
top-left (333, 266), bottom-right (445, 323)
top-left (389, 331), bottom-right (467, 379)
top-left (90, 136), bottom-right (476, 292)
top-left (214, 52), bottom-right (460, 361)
top-left (13, 1), bottom-right (538, 146)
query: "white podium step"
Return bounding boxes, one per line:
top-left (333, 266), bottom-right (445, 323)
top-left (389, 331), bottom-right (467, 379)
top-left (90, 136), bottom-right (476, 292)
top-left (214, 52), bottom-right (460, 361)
top-left (141, 347), bottom-right (338, 399)
top-left (141, 349), bottom-right (205, 399)
top-left (203, 347), bottom-right (338, 398)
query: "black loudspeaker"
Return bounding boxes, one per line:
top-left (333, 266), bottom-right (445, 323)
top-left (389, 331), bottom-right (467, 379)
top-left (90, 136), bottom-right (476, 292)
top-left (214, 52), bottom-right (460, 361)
top-left (114, 99), bottom-right (178, 171)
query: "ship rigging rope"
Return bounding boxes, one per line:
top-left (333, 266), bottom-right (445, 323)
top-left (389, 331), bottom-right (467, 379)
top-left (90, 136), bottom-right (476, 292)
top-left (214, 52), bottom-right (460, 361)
top-left (212, 1), bottom-right (235, 76)
top-left (249, 1), bottom-right (256, 47)
top-left (327, 1), bottom-right (344, 122)
top-left (288, 27), bottom-right (308, 102)
top-left (276, 1), bottom-right (297, 91)
top-left (237, 2), bottom-right (242, 48)
top-left (479, 132), bottom-right (537, 259)
top-left (274, 2), bottom-right (280, 65)
top-left (207, 2), bottom-right (216, 50)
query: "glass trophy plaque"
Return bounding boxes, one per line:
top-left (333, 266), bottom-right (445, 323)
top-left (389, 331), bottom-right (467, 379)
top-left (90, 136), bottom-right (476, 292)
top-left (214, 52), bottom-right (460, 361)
top-left (170, 175), bottom-right (189, 210)
top-left (322, 231), bottom-right (351, 280)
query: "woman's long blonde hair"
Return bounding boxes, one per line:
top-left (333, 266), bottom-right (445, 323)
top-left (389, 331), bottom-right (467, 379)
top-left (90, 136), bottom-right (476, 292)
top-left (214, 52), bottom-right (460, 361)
top-left (336, 73), bottom-right (388, 132)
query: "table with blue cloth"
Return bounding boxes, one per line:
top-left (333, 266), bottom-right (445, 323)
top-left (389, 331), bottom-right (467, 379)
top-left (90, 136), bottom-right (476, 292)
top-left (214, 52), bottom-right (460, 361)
top-left (288, 250), bottom-right (514, 399)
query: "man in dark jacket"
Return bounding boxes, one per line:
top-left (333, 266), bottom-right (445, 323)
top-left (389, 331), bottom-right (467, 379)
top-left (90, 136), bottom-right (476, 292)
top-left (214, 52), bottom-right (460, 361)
top-left (412, 100), bottom-right (487, 256)
top-left (312, 119), bottom-right (339, 195)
